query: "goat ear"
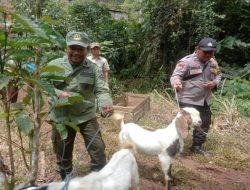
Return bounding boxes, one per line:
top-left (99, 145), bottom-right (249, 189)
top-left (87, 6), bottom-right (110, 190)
top-left (175, 115), bottom-right (189, 139)
top-left (180, 109), bottom-right (192, 125)
top-left (180, 108), bottom-right (188, 116)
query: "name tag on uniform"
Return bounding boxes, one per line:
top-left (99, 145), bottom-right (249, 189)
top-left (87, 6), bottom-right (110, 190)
top-left (190, 68), bottom-right (202, 75)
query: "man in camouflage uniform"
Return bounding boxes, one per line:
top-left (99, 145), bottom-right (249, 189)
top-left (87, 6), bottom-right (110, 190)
top-left (170, 37), bottom-right (221, 157)
top-left (48, 31), bottom-right (113, 179)
top-left (88, 42), bottom-right (110, 87)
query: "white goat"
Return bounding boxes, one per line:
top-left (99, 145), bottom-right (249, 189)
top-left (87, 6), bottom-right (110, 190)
top-left (20, 144), bottom-right (140, 190)
top-left (113, 107), bottom-right (201, 190)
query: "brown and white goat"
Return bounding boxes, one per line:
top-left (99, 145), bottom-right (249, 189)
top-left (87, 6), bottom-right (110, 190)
top-left (114, 107), bottom-right (201, 190)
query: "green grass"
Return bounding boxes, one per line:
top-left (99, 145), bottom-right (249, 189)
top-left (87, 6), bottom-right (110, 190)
top-left (1, 90), bottom-right (250, 189)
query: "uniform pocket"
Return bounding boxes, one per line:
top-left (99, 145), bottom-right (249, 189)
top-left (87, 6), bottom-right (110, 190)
top-left (77, 75), bottom-right (95, 92)
top-left (79, 76), bottom-right (95, 84)
top-left (181, 79), bottom-right (204, 100)
top-left (69, 100), bottom-right (94, 114)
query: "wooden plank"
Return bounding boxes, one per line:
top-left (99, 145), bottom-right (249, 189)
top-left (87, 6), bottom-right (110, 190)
top-left (113, 93), bottom-right (150, 122)
top-left (113, 106), bottom-right (135, 112)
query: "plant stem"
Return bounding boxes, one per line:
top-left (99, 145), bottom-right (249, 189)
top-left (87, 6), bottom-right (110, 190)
top-left (4, 101), bottom-right (15, 182)
top-left (17, 129), bottom-right (30, 170)
top-left (27, 48), bottom-right (42, 185)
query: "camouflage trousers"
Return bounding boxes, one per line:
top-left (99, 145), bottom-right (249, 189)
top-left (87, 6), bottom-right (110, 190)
top-left (51, 117), bottom-right (106, 179)
top-left (179, 102), bottom-right (212, 147)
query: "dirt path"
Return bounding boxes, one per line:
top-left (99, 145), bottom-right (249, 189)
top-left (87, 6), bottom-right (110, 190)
top-left (173, 156), bottom-right (250, 190)
top-left (2, 91), bottom-right (249, 190)
top-left (1, 115), bottom-right (249, 190)
top-left (35, 121), bottom-right (250, 190)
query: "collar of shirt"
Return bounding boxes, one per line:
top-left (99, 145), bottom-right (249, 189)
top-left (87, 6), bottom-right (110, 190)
top-left (193, 52), bottom-right (210, 65)
top-left (88, 55), bottom-right (100, 60)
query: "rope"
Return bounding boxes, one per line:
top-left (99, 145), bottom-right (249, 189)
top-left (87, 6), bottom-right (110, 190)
top-left (196, 125), bottom-right (208, 135)
top-left (174, 87), bottom-right (180, 111)
top-left (61, 113), bottom-right (110, 190)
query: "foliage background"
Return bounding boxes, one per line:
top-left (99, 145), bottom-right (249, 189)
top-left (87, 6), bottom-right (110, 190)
top-left (0, 0), bottom-right (250, 188)
top-left (9, 0), bottom-right (250, 116)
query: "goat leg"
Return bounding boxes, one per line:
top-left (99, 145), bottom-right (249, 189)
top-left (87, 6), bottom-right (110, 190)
top-left (164, 178), bottom-right (172, 190)
top-left (164, 166), bottom-right (174, 190)
top-left (167, 164), bottom-right (174, 182)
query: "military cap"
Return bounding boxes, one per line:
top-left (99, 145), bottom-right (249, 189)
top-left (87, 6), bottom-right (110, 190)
top-left (90, 42), bottom-right (101, 49)
top-left (66, 31), bottom-right (89, 48)
top-left (198, 37), bottom-right (217, 51)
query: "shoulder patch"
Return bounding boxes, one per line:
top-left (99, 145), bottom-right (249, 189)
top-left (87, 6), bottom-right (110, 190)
top-left (176, 62), bottom-right (185, 70)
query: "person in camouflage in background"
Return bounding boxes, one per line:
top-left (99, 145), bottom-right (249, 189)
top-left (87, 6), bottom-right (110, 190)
top-left (48, 31), bottom-right (113, 179)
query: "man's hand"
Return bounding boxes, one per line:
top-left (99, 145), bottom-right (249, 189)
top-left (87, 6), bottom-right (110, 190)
top-left (101, 105), bottom-right (114, 117)
top-left (203, 81), bottom-right (216, 90)
top-left (58, 91), bottom-right (71, 99)
top-left (173, 81), bottom-right (182, 92)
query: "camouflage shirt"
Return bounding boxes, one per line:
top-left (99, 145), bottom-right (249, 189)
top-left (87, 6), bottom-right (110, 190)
top-left (48, 56), bottom-right (113, 124)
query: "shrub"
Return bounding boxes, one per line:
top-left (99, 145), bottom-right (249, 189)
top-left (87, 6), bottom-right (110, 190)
top-left (215, 77), bottom-right (250, 117)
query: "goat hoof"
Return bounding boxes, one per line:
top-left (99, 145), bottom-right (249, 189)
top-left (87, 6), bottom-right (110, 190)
top-left (168, 176), bottom-right (174, 182)
top-left (167, 174), bottom-right (175, 182)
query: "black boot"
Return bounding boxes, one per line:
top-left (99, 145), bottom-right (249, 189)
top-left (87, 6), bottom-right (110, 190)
top-left (59, 168), bottom-right (72, 180)
top-left (190, 145), bottom-right (213, 157)
top-left (60, 172), bottom-right (66, 180)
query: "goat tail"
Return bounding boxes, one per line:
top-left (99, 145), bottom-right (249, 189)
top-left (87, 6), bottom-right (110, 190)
top-left (122, 142), bottom-right (135, 150)
top-left (112, 112), bottom-right (125, 127)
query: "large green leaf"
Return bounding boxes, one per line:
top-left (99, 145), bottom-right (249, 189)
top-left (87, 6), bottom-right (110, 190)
top-left (15, 111), bottom-right (33, 135)
top-left (68, 95), bottom-right (84, 104)
top-left (55, 123), bottom-right (68, 140)
top-left (40, 74), bottom-right (68, 81)
top-left (39, 23), bottom-right (66, 49)
top-left (22, 94), bottom-right (32, 105)
top-left (10, 13), bottom-right (47, 38)
top-left (0, 75), bottom-right (12, 90)
top-left (52, 95), bottom-right (84, 108)
top-left (11, 26), bottom-right (31, 34)
top-left (53, 98), bottom-right (71, 108)
top-left (64, 121), bottom-right (80, 132)
top-left (10, 13), bottom-right (35, 33)
top-left (40, 65), bottom-right (65, 73)
top-left (10, 36), bottom-right (51, 48)
top-left (218, 36), bottom-right (250, 52)
top-left (9, 49), bottom-right (34, 61)
top-left (28, 78), bottom-right (56, 96)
